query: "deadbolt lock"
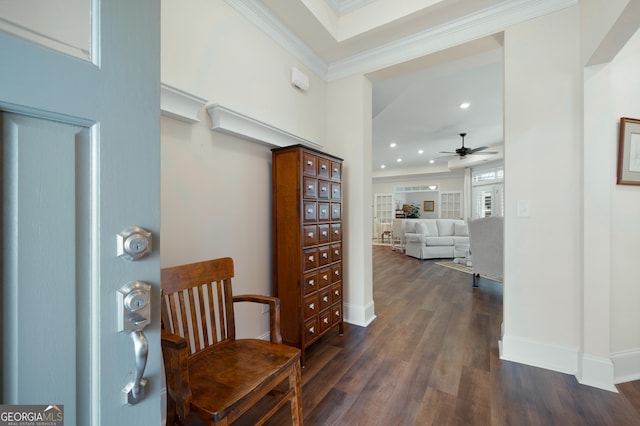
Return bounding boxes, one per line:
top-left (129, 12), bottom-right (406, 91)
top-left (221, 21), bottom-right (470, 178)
top-left (117, 227), bottom-right (152, 261)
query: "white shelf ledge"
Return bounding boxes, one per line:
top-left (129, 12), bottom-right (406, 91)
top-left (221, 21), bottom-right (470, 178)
top-left (206, 104), bottom-right (323, 150)
top-left (160, 83), bottom-right (208, 124)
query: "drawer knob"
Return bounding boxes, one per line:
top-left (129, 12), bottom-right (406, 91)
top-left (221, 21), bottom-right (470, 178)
top-left (321, 164), bottom-right (327, 170)
top-left (308, 232), bottom-right (314, 238)
top-left (324, 318), bottom-right (329, 324)
top-left (323, 275), bottom-right (328, 280)
top-left (334, 230), bottom-right (339, 235)
top-left (322, 209), bottom-right (327, 214)
top-left (323, 253), bottom-right (328, 258)
top-left (323, 296), bottom-right (329, 302)
top-left (333, 188), bottom-right (338, 193)
top-left (307, 208), bottom-right (313, 214)
top-left (335, 310), bottom-right (340, 317)
top-left (309, 280), bottom-right (315, 286)
top-left (334, 250), bottom-right (339, 256)
top-left (335, 290), bottom-right (340, 296)
top-left (309, 303), bottom-right (315, 310)
top-left (309, 255), bottom-right (314, 262)
top-left (307, 160), bottom-right (313, 166)
top-left (333, 168), bottom-right (338, 173)
top-left (309, 326), bottom-right (315, 334)
top-left (322, 231), bottom-right (328, 236)
top-left (308, 184), bottom-right (314, 190)
top-left (335, 270), bottom-right (340, 276)
top-left (321, 187), bottom-right (327, 192)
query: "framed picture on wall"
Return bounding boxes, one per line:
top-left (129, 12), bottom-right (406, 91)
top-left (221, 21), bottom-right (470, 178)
top-left (617, 117), bottom-right (640, 185)
top-left (423, 200), bottom-right (434, 212)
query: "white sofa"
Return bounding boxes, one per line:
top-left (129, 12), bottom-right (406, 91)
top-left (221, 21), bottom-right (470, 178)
top-left (400, 219), bottom-right (470, 259)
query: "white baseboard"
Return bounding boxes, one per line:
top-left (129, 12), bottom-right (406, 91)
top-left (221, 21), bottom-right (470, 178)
top-left (500, 334), bottom-right (578, 375)
top-left (500, 334), bottom-right (622, 392)
top-left (344, 300), bottom-right (376, 327)
top-left (578, 354), bottom-right (617, 392)
top-left (612, 348), bottom-right (640, 384)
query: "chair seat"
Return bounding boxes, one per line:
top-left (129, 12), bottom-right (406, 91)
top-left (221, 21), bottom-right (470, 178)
top-left (189, 339), bottom-right (301, 422)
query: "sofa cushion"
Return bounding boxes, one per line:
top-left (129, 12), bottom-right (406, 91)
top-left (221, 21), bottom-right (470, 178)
top-left (454, 222), bottom-right (469, 236)
top-left (436, 220), bottom-right (455, 236)
top-left (425, 236), bottom-right (454, 246)
top-left (414, 222), bottom-right (427, 234)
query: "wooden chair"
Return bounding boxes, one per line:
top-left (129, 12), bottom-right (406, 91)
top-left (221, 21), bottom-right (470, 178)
top-left (161, 257), bottom-right (303, 425)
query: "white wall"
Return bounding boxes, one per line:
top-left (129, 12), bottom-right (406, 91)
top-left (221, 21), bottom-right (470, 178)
top-left (326, 75), bottom-right (376, 326)
top-left (584, 24), bottom-right (640, 383)
top-left (160, 0), bottom-right (329, 339)
top-left (501, 6), bottom-right (583, 373)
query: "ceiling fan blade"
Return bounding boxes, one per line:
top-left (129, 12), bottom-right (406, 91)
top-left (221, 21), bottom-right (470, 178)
top-left (471, 151), bottom-right (498, 155)
top-left (439, 151), bottom-right (457, 154)
top-left (432, 154), bottom-right (457, 160)
top-left (469, 146), bottom-right (489, 153)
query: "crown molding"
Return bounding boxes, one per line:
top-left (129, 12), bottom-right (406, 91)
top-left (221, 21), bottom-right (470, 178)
top-left (328, 0), bottom-right (578, 80)
top-left (160, 83), bottom-right (208, 123)
top-left (324, 0), bottom-right (376, 16)
top-left (224, 0), bottom-right (328, 78)
top-left (207, 104), bottom-right (323, 150)
top-left (227, 0), bottom-right (576, 82)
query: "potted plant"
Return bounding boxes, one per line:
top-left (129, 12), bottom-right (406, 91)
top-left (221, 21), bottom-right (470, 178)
top-left (407, 203), bottom-right (420, 218)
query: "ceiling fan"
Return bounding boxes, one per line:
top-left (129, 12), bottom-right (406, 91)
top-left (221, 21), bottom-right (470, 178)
top-left (436, 133), bottom-right (497, 160)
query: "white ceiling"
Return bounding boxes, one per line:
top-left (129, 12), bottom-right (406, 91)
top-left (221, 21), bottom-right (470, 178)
top-left (231, 0), bottom-right (575, 178)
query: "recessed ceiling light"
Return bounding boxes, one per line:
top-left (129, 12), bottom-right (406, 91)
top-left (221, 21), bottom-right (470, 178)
top-left (429, 159), bottom-right (435, 164)
top-left (396, 158), bottom-right (402, 162)
top-left (389, 142), bottom-right (397, 148)
top-left (380, 164), bottom-right (386, 169)
top-left (460, 102), bottom-right (470, 109)
top-left (418, 149), bottom-right (424, 154)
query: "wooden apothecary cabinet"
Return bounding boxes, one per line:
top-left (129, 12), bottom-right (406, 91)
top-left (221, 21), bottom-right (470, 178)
top-left (272, 145), bottom-right (344, 364)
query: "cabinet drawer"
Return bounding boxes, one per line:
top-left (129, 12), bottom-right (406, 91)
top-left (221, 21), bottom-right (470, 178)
top-left (331, 223), bottom-right (342, 241)
top-left (318, 203), bottom-right (330, 221)
top-left (318, 245), bottom-right (331, 266)
top-left (332, 304), bottom-right (343, 326)
top-left (331, 161), bottom-right (341, 181)
top-left (304, 177), bottom-right (317, 199)
top-left (318, 180), bottom-right (330, 199)
top-left (331, 283), bottom-right (342, 304)
top-left (303, 225), bottom-right (318, 247)
top-left (318, 267), bottom-right (331, 288)
top-left (304, 202), bottom-right (317, 222)
top-left (303, 248), bottom-right (318, 271)
top-left (304, 293), bottom-right (319, 320)
top-left (319, 310), bottom-right (332, 333)
top-left (331, 264), bottom-right (342, 283)
top-left (331, 243), bottom-right (341, 262)
top-left (318, 224), bottom-right (330, 244)
top-left (331, 183), bottom-right (341, 200)
top-left (319, 288), bottom-right (331, 311)
top-left (304, 317), bottom-right (318, 343)
top-left (331, 203), bottom-right (341, 221)
top-left (317, 157), bottom-right (330, 179)
top-left (304, 271), bottom-right (317, 295)
top-left (303, 152), bottom-right (316, 176)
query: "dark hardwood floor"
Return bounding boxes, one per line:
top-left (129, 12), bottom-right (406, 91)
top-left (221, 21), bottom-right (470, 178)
top-left (265, 245), bottom-right (640, 425)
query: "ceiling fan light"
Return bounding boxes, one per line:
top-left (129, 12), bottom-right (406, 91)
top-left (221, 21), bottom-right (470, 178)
top-left (429, 159), bottom-right (435, 164)
top-left (459, 102), bottom-right (470, 109)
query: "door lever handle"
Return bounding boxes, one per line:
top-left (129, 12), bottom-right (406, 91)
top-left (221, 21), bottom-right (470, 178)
top-left (123, 330), bottom-right (148, 404)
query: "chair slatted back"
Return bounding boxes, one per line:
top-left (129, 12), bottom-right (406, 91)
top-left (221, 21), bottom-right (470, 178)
top-left (161, 257), bottom-right (236, 355)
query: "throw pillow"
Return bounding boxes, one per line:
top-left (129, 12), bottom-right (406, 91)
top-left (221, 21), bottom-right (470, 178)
top-left (414, 222), bottom-right (428, 235)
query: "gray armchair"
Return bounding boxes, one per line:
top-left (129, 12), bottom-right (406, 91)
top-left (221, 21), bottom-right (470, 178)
top-left (468, 216), bottom-right (504, 288)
